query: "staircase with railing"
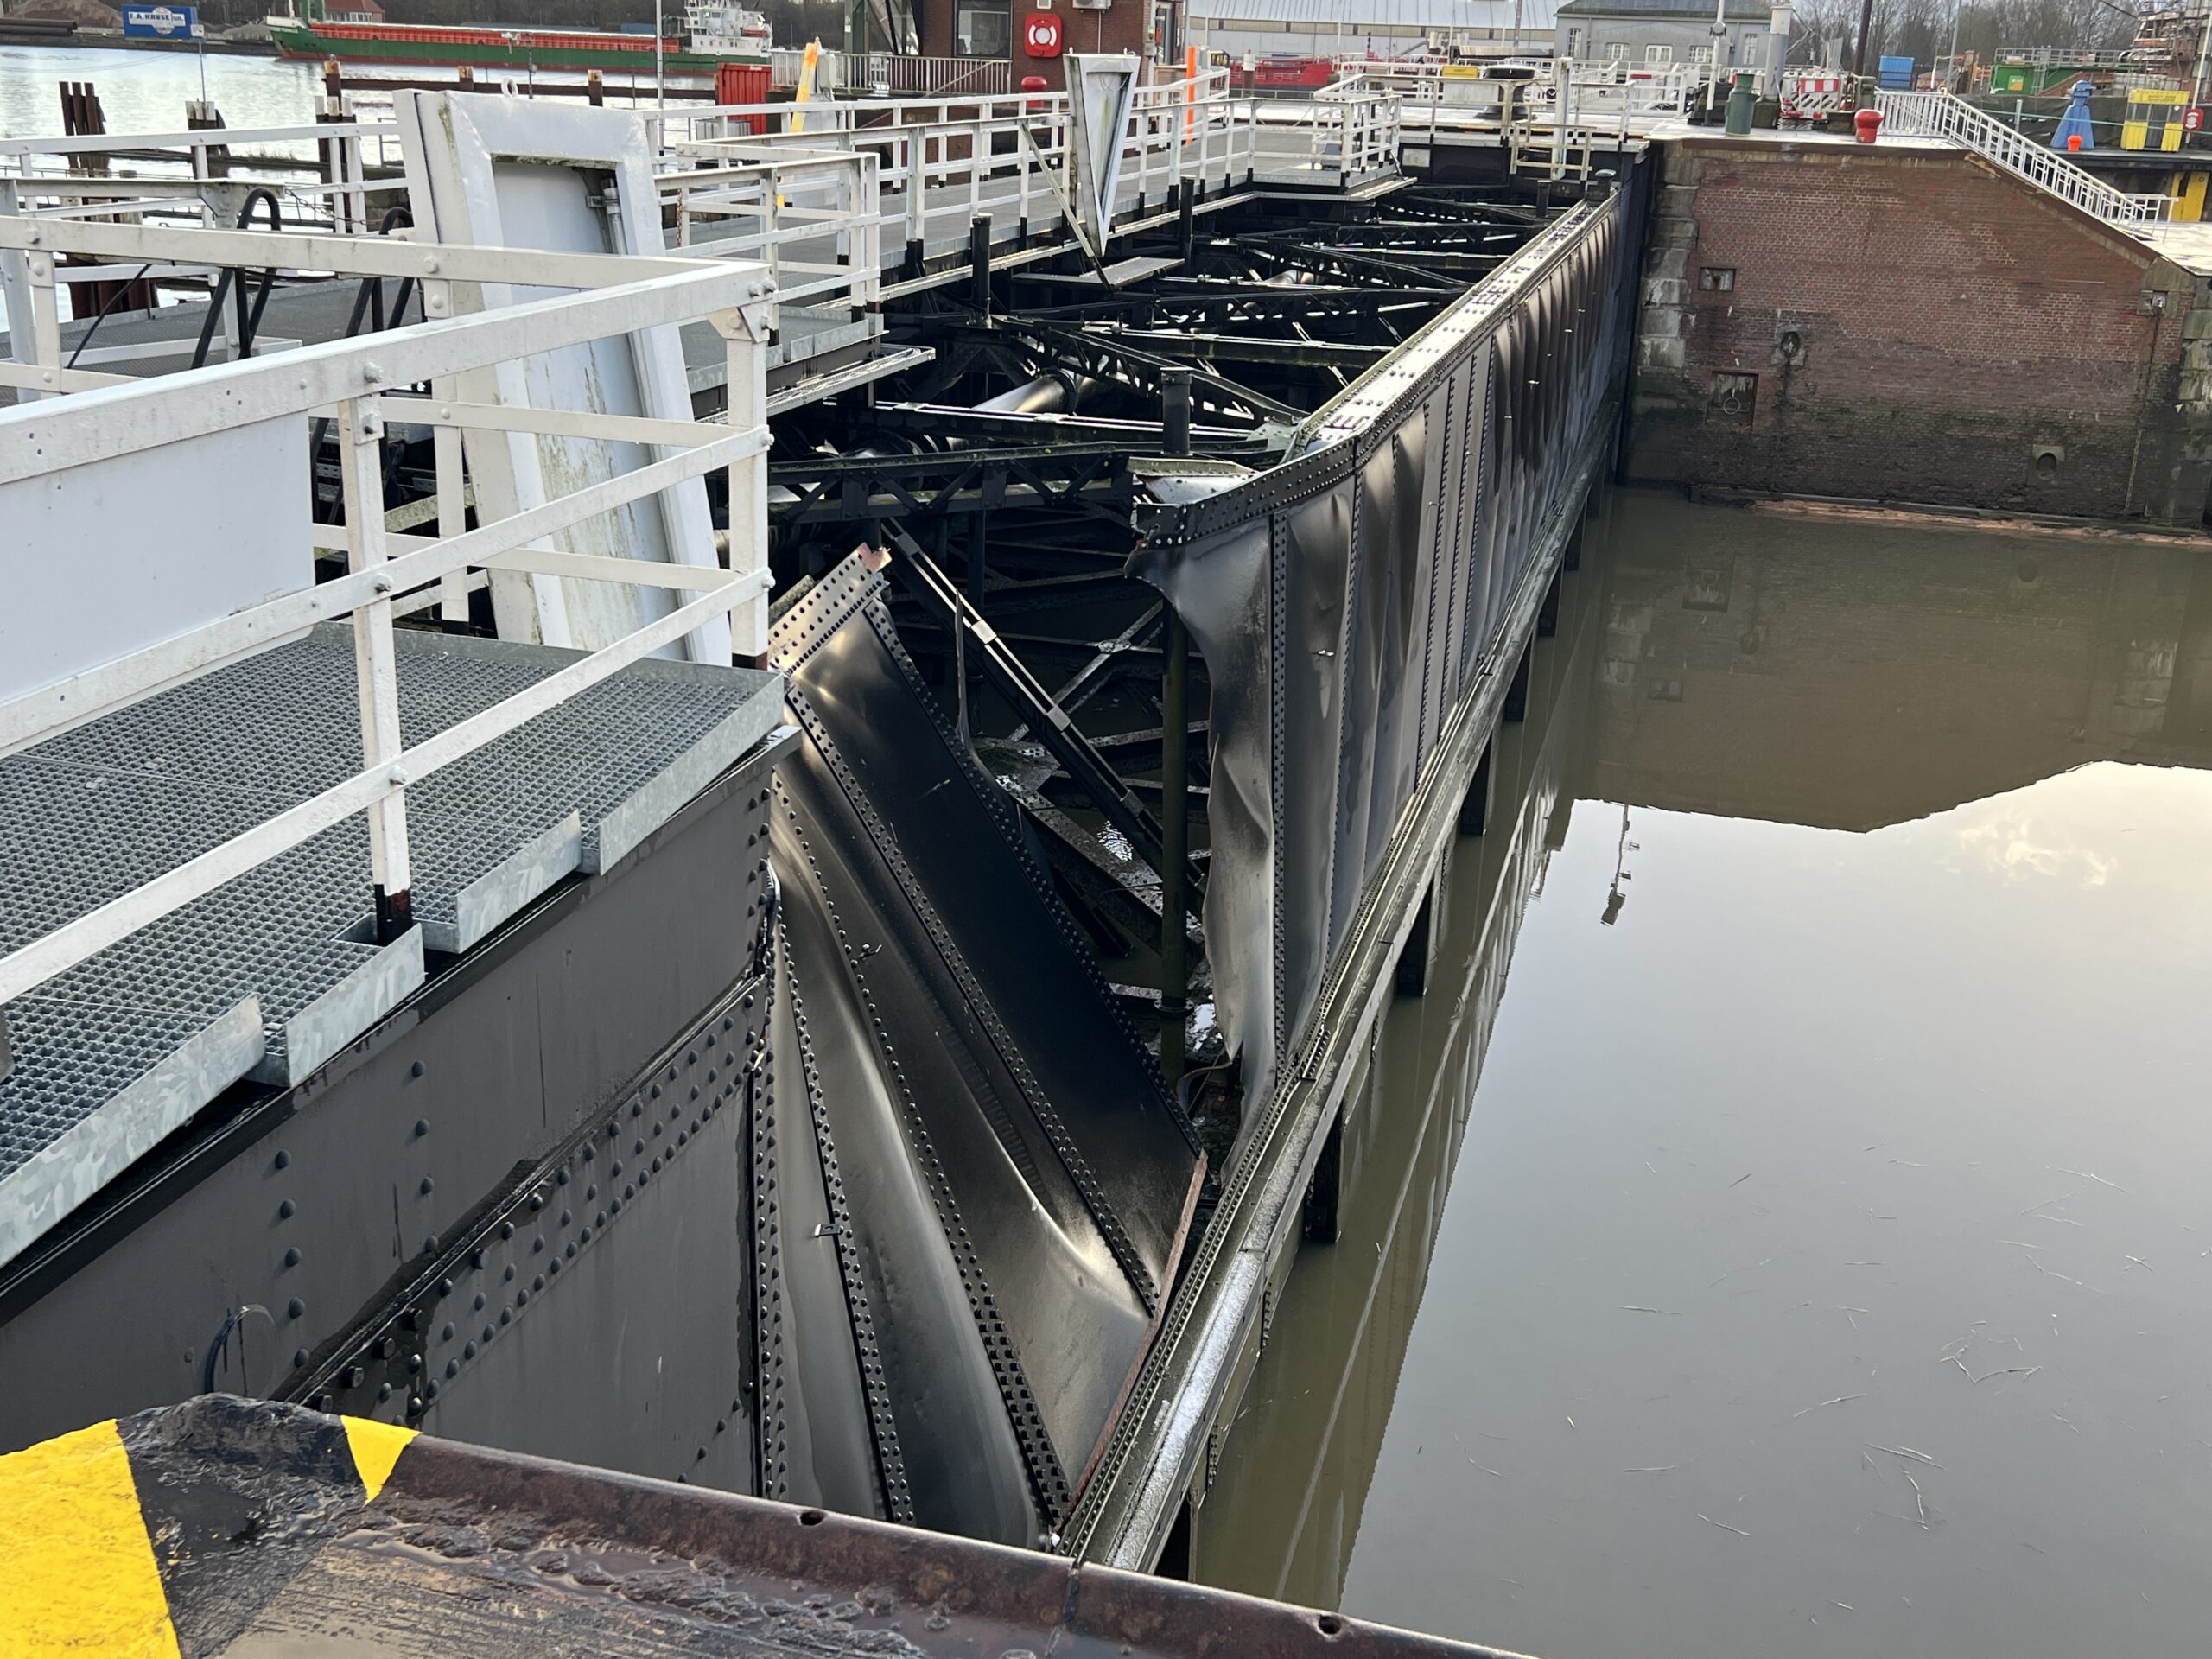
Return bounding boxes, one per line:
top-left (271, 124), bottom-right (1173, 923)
top-left (1874, 89), bottom-right (2168, 226)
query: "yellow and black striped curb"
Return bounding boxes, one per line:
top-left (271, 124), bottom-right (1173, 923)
top-left (0, 1394), bottom-right (1498, 1659)
top-left (0, 1398), bottom-right (412, 1657)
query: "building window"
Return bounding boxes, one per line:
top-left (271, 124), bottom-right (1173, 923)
top-left (1700, 266), bottom-right (1736, 291)
top-left (1566, 26), bottom-right (1583, 54)
top-left (955, 0), bottom-right (1008, 56)
top-left (1689, 45), bottom-right (1713, 65)
top-left (1647, 43), bottom-right (1673, 64)
top-left (1605, 42), bottom-right (1629, 60)
top-left (1741, 35), bottom-right (1760, 62)
top-left (1709, 371), bottom-right (1758, 423)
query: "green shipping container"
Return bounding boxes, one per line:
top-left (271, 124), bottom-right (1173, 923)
top-left (1991, 61), bottom-right (2088, 95)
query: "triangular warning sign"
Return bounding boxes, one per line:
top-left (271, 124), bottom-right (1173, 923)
top-left (1065, 53), bottom-right (1139, 251)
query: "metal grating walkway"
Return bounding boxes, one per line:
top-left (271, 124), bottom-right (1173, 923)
top-left (0, 625), bottom-right (783, 1271)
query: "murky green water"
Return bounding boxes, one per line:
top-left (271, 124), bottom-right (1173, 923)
top-left (1192, 491), bottom-right (2212, 1658)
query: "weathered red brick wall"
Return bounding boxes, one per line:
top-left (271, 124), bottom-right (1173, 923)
top-left (1625, 137), bottom-right (2212, 523)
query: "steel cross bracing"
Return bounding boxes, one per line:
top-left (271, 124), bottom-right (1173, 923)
top-left (760, 188), bottom-right (1566, 1095)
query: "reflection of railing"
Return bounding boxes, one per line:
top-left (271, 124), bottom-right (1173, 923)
top-left (1875, 89), bottom-right (2168, 224)
top-left (865, 53), bottom-right (1014, 97)
top-left (0, 224), bottom-right (774, 1009)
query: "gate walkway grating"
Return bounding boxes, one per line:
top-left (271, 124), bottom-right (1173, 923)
top-left (0, 624), bottom-right (783, 1271)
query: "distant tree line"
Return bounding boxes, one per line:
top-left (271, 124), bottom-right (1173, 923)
top-left (1784, 0), bottom-right (2139, 69)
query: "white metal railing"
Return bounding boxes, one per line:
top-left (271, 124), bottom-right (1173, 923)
top-left (661, 147), bottom-right (883, 313)
top-left (1532, 61), bottom-right (1697, 116)
top-left (770, 46), bottom-right (845, 91)
top-left (658, 72), bottom-right (1257, 271)
top-left (0, 119), bottom-right (405, 237)
top-left (0, 222), bottom-right (775, 1008)
top-left (1276, 81), bottom-right (1402, 184)
top-left (1, 76), bottom-right (1262, 347)
top-left (1994, 45), bottom-right (2139, 68)
top-left (865, 53), bottom-right (1014, 98)
top-left (1875, 89), bottom-right (2169, 226)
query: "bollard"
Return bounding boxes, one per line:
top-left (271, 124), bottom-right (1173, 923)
top-left (1724, 71), bottom-right (1757, 136)
top-left (1854, 105), bottom-right (1883, 143)
top-left (969, 212), bottom-right (991, 312)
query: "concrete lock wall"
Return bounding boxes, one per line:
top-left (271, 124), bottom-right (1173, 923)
top-left (1625, 137), bottom-right (2212, 525)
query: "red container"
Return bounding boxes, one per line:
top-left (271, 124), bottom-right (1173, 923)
top-left (716, 60), bottom-right (772, 133)
top-left (1854, 105), bottom-right (1883, 143)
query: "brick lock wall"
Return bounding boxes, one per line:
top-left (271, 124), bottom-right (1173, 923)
top-left (920, 0), bottom-right (1164, 90)
top-left (1626, 137), bottom-right (2212, 524)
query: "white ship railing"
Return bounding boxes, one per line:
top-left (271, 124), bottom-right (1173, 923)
top-left (0, 226), bottom-right (775, 1007)
top-left (1874, 89), bottom-right (2169, 225)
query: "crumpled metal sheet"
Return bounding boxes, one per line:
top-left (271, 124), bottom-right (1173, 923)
top-left (758, 555), bottom-right (1203, 1545)
top-left (1131, 183), bottom-right (1643, 1131)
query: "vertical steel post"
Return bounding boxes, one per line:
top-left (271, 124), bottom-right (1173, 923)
top-left (433, 374), bottom-right (468, 629)
top-left (1159, 366), bottom-right (1193, 1085)
top-left (338, 394), bottom-right (411, 944)
top-left (718, 308), bottom-right (771, 667)
top-left (969, 210), bottom-right (992, 311)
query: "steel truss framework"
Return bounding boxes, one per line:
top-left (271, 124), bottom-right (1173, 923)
top-left (760, 183), bottom-right (1568, 1129)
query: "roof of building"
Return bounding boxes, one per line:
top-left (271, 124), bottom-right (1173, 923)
top-left (1186, 0), bottom-right (1561, 32)
top-left (1556, 0), bottom-right (1770, 18)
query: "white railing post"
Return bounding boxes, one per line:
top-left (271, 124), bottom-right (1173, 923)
top-left (717, 310), bottom-right (770, 665)
top-left (24, 239), bottom-right (62, 403)
top-left (337, 392), bottom-right (412, 939)
top-left (905, 129), bottom-right (926, 251)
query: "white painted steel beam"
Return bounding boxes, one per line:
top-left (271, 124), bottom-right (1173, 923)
top-left (0, 271), bottom-right (771, 482)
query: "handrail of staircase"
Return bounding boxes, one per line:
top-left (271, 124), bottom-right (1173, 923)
top-left (1873, 89), bottom-right (2167, 226)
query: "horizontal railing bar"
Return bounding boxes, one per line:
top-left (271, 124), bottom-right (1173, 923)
top-left (0, 567), bottom-right (768, 1006)
top-left (0, 264), bottom-right (767, 482)
top-left (370, 395), bottom-right (736, 449)
top-left (0, 215), bottom-right (718, 289)
top-left (0, 423), bottom-right (768, 749)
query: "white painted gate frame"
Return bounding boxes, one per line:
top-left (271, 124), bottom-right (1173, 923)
top-left (397, 92), bottom-right (738, 665)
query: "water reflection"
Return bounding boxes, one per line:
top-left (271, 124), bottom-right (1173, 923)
top-left (0, 44), bottom-right (322, 138)
top-left (1193, 491), bottom-right (2212, 1659)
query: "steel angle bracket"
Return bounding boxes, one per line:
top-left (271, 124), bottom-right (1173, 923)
top-left (883, 529), bottom-right (1204, 906)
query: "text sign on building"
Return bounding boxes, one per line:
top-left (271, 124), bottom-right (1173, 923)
top-left (1024, 11), bottom-right (1064, 56)
top-left (122, 3), bottom-right (204, 36)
